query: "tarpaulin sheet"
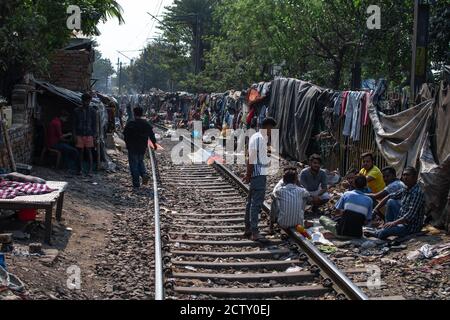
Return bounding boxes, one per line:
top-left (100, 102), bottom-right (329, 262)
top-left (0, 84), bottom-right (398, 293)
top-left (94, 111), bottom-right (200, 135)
top-left (420, 142), bottom-right (450, 228)
top-left (269, 78), bottom-right (332, 162)
top-left (368, 99), bottom-right (434, 176)
top-left (435, 81), bottom-right (450, 163)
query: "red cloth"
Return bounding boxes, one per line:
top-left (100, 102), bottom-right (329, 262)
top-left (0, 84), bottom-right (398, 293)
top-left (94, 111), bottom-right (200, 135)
top-left (340, 91), bottom-right (349, 116)
top-left (47, 117), bottom-right (62, 148)
top-left (0, 180), bottom-right (56, 200)
top-left (246, 108), bottom-right (256, 125)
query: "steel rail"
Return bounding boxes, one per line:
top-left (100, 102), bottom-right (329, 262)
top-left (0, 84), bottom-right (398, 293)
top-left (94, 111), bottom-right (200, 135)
top-left (149, 147), bottom-right (165, 300)
top-left (152, 123), bottom-right (368, 300)
top-left (214, 161), bottom-right (368, 300)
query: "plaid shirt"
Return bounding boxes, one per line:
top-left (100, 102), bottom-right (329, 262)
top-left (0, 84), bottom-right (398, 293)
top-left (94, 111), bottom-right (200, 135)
top-left (391, 184), bottom-right (425, 233)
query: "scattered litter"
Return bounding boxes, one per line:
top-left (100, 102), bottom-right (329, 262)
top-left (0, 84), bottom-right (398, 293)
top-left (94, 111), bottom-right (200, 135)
top-left (420, 244), bottom-right (435, 259)
top-left (0, 266), bottom-right (24, 293)
top-left (381, 258), bottom-right (398, 265)
top-left (184, 266), bottom-right (197, 272)
top-left (310, 231), bottom-right (334, 246)
top-left (360, 247), bottom-right (390, 256)
top-left (407, 244), bottom-right (437, 261)
top-left (317, 245), bottom-right (337, 254)
top-left (285, 266), bottom-right (303, 273)
top-left (361, 241), bottom-right (378, 250)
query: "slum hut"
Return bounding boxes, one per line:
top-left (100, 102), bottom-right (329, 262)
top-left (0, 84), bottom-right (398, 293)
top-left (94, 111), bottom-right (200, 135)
top-left (32, 80), bottom-right (110, 171)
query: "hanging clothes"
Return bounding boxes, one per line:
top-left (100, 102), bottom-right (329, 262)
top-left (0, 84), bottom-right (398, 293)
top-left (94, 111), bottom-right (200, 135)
top-left (340, 91), bottom-right (350, 116)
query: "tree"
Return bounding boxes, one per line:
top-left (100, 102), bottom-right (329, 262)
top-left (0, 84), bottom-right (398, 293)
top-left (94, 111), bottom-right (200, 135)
top-left (0, 0), bottom-right (124, 97)
top-left (430, 2), bottom-right (450, 70)
top-left (161, 0), bottom-right (217, 74)
top-left (93, 50), bottom-right (115, 93)
top-left (121, 38), bottom-right (191, 93)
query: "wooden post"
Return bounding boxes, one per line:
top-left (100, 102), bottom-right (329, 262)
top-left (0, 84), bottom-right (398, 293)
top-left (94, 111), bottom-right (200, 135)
top-left (411, 0), bottom-right (431, 102)
top-left (0, 107), bottom-right (16, 172)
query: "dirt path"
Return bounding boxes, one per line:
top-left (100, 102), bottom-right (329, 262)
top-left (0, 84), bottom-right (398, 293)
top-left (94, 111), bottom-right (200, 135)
top-left (1, 150), bottom-right (155, 300)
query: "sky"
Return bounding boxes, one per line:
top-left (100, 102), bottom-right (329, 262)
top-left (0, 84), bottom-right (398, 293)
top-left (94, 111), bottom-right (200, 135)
top-left (95, 0), bottom-right (174, 70)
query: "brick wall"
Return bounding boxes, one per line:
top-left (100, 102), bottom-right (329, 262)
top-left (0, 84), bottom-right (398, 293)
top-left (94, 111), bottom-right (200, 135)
top-left (46, 49), bottom-right (93, 92)
top-left (0, 83), bottom-right (35, 170)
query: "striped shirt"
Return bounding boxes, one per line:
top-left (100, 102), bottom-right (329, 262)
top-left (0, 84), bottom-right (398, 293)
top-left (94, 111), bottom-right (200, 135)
top-left (391, 184), bottom-right (425, 233)
top-left (273, 180), bottom-right (310, 228)
top-left (248, 132), bottom-right (269, 177)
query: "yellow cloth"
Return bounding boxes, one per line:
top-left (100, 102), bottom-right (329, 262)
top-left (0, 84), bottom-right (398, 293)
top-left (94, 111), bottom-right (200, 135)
top-left (360, 166), bottom-right (386, 193)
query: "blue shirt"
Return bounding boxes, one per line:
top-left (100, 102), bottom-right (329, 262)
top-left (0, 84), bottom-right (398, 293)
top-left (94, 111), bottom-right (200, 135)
top-left (385, 180), bottom-right (406, 195)
top-left (336, 190), bottom-right (374, 222)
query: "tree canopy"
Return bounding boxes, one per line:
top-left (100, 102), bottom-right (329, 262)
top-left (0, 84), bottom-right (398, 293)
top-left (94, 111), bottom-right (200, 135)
top-left (138, 0), bottom-right (448, 93)
top-left (0, 0), bottom-right (123, 96)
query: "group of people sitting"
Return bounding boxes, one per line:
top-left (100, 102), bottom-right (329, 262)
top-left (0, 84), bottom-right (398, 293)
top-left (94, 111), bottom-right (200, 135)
top-left (270, 152), bottom-right (426, 241)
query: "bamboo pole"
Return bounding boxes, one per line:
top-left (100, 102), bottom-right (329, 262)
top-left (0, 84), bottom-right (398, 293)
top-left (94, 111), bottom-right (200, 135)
top-left (0, 107), bottom-right (16, 172)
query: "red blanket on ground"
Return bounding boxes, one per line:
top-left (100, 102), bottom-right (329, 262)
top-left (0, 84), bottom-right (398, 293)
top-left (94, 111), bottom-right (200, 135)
top-left (0, 181), bottom-right (56, 200)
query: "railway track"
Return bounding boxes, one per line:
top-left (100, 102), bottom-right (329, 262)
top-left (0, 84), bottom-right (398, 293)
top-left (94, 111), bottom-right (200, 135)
top-left (150, 127), bottom-right (371, 300)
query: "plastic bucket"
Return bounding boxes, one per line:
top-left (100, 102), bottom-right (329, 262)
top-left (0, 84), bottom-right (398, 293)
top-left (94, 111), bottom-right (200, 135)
top-left (18, 209), bottom-right (37, 222)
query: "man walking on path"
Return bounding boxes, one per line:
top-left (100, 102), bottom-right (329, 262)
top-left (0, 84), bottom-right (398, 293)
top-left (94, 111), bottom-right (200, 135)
top-left (243, 118), bottom-right (277, 242)
top-left (123, 107), bottom-right (158, 190)
top-left (73, 93), bottom-right (97, 176)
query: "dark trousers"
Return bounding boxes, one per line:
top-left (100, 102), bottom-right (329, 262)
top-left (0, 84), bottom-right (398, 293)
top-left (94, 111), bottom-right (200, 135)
top-left (52, 143), bottom-right (79, 171)
top-left (128, 153), bottom-right (147, 188)
top-left (245, 175), bottom-right (267, 233)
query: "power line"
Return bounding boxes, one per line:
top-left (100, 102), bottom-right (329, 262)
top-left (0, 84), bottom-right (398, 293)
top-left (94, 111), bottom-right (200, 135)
top-left (147, 0), bottom-right (164, 41)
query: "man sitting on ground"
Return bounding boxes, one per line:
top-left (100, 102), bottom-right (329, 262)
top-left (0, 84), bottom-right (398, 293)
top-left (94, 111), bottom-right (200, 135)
top-left (271, 168), bottom-right (311, 231)
top-left (299, 154), bottom-right (330, 214)
top-left (320, 176), bottom-right (373, 238)
top-left (359, 152), bottom-right (386, 194)
top-left (371, 167), bottom-right (425, 240)
top-left (368, 166), bottom-right (406, 202)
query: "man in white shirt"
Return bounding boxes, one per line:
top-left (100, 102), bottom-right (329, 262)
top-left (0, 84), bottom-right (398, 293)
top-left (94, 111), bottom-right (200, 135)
top-left (271, 168), bottom-right (310, 230)
top-left (243, 118), bottom-right (277, 242)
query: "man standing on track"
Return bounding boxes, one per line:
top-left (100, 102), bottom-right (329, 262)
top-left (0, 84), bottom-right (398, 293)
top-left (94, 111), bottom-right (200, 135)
top-left (243, 118), bottom-right (277, 242)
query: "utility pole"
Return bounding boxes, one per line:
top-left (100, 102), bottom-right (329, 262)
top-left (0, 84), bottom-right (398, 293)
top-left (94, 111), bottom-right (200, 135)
top-left (411, 0), bottom-right (431, 103)
top-left (143, 48), bottom-right (148, 94)
top-left (117, 58), bottom-right (123, 95)
top-left (195, 14), bottom-right (201, 74)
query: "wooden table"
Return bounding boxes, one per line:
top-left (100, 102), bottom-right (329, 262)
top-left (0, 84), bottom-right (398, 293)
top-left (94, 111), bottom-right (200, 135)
top-left (0, 182), bottom-right (68, 244)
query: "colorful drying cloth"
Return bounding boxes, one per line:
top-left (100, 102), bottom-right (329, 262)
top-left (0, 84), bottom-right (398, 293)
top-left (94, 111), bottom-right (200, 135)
top-left (0, 180), bottom-right (56, 200)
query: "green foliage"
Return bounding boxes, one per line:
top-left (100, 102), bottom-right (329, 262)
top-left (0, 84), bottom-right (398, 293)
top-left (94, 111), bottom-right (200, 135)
top-left (93, 50), bottom-right (115, 92)
top-left (124, 0), bottom-right (450, 93)
top-left (0, 0), bottom-right (123, 76)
